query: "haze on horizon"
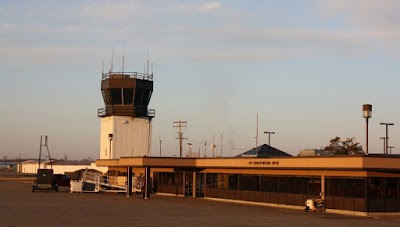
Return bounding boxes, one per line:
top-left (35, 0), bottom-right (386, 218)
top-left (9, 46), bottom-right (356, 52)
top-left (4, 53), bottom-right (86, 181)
top-left (1, 0), bottom-right (400, 160)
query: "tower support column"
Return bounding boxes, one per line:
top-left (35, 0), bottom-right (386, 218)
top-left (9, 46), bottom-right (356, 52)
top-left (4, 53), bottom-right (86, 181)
top-left (192, 172), bottom-right (196, 198)
top-left (144, 166), bottom-right (150, 199)
top-left (126, 167), bottom-right (132, 197)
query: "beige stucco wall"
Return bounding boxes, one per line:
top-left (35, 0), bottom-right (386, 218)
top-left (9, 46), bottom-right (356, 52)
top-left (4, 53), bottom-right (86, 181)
top-left (20, 162), bottom-right (108, 174)
top-left (100, 117), bottom-right (113, 159)
top-left (21, 162), bottom-right (41, 174)
top-left (100, 116), bottom-right (152, 159)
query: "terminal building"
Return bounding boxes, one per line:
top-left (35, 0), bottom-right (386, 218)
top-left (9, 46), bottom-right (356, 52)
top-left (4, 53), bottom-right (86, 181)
top-left (96, 68), bottom-right (400, 215)
top-left (97, 155), bottom-right (400, 215)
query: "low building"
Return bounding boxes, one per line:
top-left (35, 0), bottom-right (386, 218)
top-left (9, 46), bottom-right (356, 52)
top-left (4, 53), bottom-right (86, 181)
top-left (97, 154), bottom-right (400, 215)
top-left (299, 149), bottom-right (333, 156)
top-left (19, 160), bottom-right (108, 174)
top-left (0, 162), bottom-right (18, 172)
top-left (237, 144), bottom-right (292, 157)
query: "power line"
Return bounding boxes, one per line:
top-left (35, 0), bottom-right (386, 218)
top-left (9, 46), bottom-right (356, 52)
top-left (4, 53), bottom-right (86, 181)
top-left (187, 139), bottom-right (249, 151)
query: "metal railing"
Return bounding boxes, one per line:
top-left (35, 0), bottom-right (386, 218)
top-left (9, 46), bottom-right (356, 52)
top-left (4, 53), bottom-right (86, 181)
top-left (147, 109), bottom-right (156, 117)
top-left (98, 106), bottom-right (155, 118)
top-left (102, 72), bottom-right (153, 81)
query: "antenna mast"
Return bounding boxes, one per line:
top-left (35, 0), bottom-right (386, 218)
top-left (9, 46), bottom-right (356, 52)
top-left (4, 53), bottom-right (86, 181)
top-left (213, 133), bottom-right (215, 157)
top-left (147, 49), bottom-right (149, 75)
top-left (256, 113), bottom-right (259, 156)
top-left (38, 135), bottom-right (52, 169)
top-left (220, 134), bottom-right (223, 157)
top-left (111, 48), bottom-right (114, 72)
top-left (122, 42), bottom-right (125, 74)
top-left (204, 141), bottom-right (207, 157)
top-left (102, 60), bottom-right (104, 75)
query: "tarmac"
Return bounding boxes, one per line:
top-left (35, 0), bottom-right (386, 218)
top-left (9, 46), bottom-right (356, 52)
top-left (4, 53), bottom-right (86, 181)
top-left (1, 179), bottom-right (400, 226)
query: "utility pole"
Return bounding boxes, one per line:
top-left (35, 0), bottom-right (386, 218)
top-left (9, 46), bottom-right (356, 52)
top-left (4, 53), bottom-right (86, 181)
top-left (204, 141), bottom-right (207, 157)
top-left (173, 121), bottom-right (187, 158)
top-left (220, 134), bottom-right (223, 157)
top-left (255, 113), bottom-right (259, 155)
top-left (159, 136), bottom-right (162, 157)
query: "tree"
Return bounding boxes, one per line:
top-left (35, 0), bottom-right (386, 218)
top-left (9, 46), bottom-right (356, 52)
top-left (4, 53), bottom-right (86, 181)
top-left (324, 137), bottom-right (364, 155)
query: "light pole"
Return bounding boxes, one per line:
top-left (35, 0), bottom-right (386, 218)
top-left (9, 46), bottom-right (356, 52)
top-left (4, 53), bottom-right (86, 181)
top-left (187, 143), bottom-right (193, 157)
top-left (263, 131), bottom-right (276, 146)
top-left (210, 144), bottom-right (216, 157)
top-left (204, 141), bottom-right (207, 157)
top-left (220, 134), bottom-right (223, 157)
top-left (380, 137), bottom-right (386, 154)
top-left (212, 132), bottom-right (216, 157)
top-left (108, 133), bottom-right (113, 159)
top-left (388, 146), bottom-right (395, 155)
top-left (363, 104), bottom-right (372, 155)
top-left (380, 123), bottom-right (394, 155)
top-left (159, 137), bottom-right (162, 157)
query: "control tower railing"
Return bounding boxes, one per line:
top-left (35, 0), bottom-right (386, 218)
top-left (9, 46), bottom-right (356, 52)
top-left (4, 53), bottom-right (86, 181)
top-left (102, 72), bottom-right (153, 81)
top-left (98, 105), bottom-right (155, 118)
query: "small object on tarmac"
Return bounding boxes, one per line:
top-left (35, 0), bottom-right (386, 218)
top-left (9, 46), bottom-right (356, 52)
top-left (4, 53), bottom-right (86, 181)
top-left (304, 198), bottom-right (325, 212)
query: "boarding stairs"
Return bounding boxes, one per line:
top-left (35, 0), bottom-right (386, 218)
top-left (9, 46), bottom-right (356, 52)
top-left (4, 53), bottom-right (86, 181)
top-left (82, 171), bottom-right (126, 192)
top-left (71, 169), bottom-right (144, 193)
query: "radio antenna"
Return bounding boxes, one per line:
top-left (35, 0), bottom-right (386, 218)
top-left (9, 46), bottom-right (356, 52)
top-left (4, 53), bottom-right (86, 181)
top-left (111, 48), bottom-right (114, 72)
top-left (146, 48), bottom-right (149, 75)
top-left (122, 41), bottom-right (125, 74)
top-left (102, 60), bottom-right (104, 75)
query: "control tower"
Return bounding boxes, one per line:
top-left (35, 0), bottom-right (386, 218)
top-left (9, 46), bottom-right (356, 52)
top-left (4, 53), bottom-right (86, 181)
top-left (98, 71), bottom-right (154, 159)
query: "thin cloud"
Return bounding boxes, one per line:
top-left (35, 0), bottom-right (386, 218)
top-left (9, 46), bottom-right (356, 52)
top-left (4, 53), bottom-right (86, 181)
top-left (319, 0), bottom-right (400, 27)
top-left (1, 0), bottom-right (398, 67)
top-left (75, 0), bottom-right (143, 21)
top-left (317, 0), bottom-right (400, 41)
top-left (152, 26), bottom-right (371, 61)
top-left (169, 1), bottom-right (222, 13)
top-left (1, 25), bottom-right (375, 64)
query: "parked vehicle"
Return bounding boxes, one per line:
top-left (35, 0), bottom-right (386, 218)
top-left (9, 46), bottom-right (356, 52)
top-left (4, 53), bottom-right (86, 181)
top-left (305, 198), bottom-right (326, 212)
top-left (32, 169), bottom-right (58, 192)
top-left (54, 174), bottom-right (71, 187)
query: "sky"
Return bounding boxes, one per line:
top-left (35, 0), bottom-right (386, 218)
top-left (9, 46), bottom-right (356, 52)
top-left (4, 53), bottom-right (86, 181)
top-left (1, 0), bottom-right (400, 160)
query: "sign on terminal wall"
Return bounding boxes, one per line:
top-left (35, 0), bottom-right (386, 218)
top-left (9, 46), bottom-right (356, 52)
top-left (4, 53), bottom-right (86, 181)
top-left (248, 161), bottom-right (279, 166)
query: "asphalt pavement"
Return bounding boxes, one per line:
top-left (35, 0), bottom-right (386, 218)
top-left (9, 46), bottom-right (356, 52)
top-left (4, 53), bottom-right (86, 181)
top-left (1, 181), bottom-right (400, 227)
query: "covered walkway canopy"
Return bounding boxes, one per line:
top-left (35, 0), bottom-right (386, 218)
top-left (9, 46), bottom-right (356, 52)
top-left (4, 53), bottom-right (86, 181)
top-left (96, 155), bottom-right (400, 214)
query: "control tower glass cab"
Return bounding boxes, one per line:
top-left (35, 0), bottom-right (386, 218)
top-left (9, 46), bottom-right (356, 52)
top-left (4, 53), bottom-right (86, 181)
top-left (98, 71), bottom-right (155, 159)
